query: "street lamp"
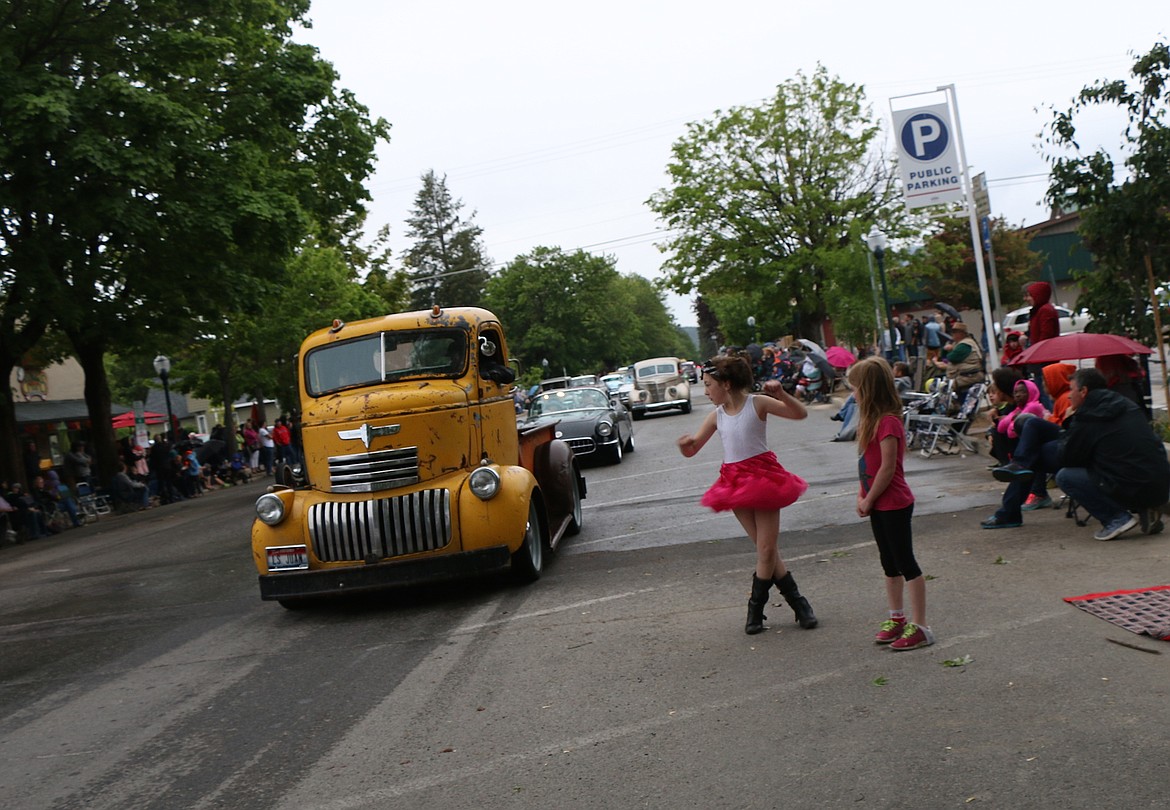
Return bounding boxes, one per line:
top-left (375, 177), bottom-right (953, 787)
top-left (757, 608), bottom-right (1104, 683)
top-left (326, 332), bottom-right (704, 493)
top-left (153, 355), bottom-right (175, 440)
top-left (865, 230), bottom-right (896, 360)
top-left (747, 315), bottom-right (757, 344)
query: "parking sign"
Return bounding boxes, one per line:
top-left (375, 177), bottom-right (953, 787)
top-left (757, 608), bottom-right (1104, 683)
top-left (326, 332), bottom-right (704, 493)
top-left (891, 101), bottom-right (964, 209)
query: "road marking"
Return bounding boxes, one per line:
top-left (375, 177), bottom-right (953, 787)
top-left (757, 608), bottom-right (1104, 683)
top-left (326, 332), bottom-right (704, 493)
top-left (451, 588), bottom-right (660, 633)
top-left (297, 607), bottom-right (1077, 810)
top-left (298, 667), bottom-right (846, 809)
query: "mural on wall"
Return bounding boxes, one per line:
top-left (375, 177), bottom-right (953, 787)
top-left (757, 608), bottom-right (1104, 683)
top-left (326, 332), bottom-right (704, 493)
top-left (15, 366), bottom-right (48, 401)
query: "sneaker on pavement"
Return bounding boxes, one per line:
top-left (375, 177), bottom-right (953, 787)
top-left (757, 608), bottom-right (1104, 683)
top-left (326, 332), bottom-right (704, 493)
top-left (981, 516), bottom-right (1022, 529)
top-left (1021, 494), bottom-right (1053, 511)
top-left (874, 617), bottom-right (907, 644)
top-left (992, 463), bottom-right (1034, 483)
top-left (1093, 513), bottom-right (1138, 541)
top-left (890, 623), bottom-right (935, 651)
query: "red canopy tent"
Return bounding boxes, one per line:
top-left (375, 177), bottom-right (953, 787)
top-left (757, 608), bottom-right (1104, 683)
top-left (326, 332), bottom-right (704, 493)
top-left (111, 411), bottom-right (167, 429)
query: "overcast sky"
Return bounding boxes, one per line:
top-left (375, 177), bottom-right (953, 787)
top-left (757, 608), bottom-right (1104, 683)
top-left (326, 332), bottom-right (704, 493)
top-left (295, 1), bottom-right (1167, 326)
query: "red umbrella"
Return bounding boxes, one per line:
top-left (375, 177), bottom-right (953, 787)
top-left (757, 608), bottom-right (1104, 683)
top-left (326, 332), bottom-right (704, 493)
top-left (1009, 333), bottom-right (1150, 366)
top-left (825, 346), bottom-right (857, 368)
top-left (112, 411), bottom-right (167, 429)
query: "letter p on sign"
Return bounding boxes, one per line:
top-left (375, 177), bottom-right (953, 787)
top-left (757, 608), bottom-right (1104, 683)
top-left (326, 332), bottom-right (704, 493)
top-left (900, 112), bottom-right (949, 161)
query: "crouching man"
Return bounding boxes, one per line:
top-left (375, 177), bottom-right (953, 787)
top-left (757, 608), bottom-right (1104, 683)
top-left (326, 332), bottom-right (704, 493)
top-left (1054, 368), bottom-right (1169, 539)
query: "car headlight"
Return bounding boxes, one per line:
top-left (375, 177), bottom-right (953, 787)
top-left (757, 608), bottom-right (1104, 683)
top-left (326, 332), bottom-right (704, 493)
top-left (256, 493), bottom-right (286, 526)
top-left (597, 420), bottom-right (613, 437)
top-left (469, 465), bottom-right (501, 500)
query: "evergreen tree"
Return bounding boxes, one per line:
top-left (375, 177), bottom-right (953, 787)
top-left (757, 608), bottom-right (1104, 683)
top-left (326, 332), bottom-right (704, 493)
top-left (404, 172), bottom-right (491, 309)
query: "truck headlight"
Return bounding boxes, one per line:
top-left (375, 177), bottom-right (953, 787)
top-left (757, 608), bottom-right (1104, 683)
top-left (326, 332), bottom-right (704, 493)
top-left (469, 466), bottom-right (501, 500)
top-left (256, 493), bottom-right (286, 525)
top-left (597, 420), bottom-right (613, 437)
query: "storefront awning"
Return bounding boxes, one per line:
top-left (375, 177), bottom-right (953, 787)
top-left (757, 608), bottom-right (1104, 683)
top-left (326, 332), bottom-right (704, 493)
top-left (15, 399), bottom-right (133, 425)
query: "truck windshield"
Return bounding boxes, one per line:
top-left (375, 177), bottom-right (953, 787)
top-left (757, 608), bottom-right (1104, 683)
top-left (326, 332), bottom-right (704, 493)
top-left (304, 329), bottom-right (467, 396)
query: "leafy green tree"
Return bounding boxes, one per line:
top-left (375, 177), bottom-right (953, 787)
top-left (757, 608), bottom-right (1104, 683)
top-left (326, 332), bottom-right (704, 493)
top-left (164, 240), bottom-right (389, 448)
top-left (1043, 41), bottom-right (1170, 342)
top-left (648, 64), bottom-right (905, 345)
top-left (404, 171), bottom-right (491, 309)
top-left (908, 217), bottom-right (1039, 312)
top-left (483, 247), bottom-right (688, 376)
top-left (610, 274), bottom-right (695, 363)
top-left (0, 0), bottom-right (388, 486)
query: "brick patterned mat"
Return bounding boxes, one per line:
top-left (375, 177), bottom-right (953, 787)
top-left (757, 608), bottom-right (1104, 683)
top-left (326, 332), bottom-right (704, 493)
top-left (1064, 585), bottom-right (1170, 640)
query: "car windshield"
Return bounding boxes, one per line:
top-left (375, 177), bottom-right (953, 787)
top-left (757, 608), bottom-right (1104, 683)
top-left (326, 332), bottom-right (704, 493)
top-left (529, 387), bottom-right (609, 417)
top-left (304, 329), bottom-right (467, 396)
top-left (637, 363), bottom-right (677, 378)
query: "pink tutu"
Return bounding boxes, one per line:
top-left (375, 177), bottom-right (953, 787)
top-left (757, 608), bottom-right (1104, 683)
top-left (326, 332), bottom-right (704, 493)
top-left (700, 451), bottom-right (808, 512)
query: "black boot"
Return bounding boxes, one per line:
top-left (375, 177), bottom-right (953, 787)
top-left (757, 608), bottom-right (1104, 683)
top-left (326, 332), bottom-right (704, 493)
top-left (745, 574), bottom-right (771, 635)
top-left (774, 571), bottom-right (817, 629)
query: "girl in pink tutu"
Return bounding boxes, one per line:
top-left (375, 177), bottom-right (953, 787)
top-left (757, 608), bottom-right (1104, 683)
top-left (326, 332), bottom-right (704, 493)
top-left (677, 354), bottom-right (816, 635)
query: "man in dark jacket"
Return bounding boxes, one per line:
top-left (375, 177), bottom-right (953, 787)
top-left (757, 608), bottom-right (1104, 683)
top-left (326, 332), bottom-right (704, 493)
top-left (1054, 368), bottom-right (1169, 539)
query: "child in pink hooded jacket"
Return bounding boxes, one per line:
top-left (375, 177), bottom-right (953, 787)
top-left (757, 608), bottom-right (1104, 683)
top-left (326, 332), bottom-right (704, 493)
top-left (996, 379), bottom-right (1046, 441)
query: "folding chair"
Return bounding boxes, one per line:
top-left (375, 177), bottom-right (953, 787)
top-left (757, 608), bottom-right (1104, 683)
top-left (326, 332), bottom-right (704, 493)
top-left (905, 382), bottom-right (987, 458)
top-left (903, 378), bottom-right (953, 452)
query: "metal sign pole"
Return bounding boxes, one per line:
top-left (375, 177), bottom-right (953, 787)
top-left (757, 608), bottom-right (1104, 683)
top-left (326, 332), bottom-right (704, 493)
top-left (939, 83), bottom-right (999, 371)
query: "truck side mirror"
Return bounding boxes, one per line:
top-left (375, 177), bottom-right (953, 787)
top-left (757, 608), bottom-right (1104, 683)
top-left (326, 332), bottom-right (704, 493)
top-left (484, 365), bottom-right (515, 384)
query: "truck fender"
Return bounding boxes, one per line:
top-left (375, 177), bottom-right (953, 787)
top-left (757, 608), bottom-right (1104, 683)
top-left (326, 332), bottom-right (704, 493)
top-left (533, 439), bottom-right (585, 546)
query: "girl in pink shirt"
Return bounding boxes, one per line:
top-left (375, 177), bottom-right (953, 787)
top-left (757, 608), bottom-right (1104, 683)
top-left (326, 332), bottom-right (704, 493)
top-left (848, 357), bottom-right (934, 651)
top-left (678, 353), bottom-right (815, 635)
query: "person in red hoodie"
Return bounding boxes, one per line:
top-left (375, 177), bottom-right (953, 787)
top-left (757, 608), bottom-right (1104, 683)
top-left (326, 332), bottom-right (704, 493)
top-left (1024, 281), bottom-right (1060, 409)
top-left (1024, 282), bottom-right (1059, 346)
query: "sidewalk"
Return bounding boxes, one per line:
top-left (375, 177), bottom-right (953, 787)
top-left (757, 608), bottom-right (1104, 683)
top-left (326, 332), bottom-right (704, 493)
top-left (0, 476), bottom-right (270, 552)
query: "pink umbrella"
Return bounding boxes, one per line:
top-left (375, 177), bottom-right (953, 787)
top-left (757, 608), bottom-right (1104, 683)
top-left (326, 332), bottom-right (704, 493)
top-left (825, 346), bottom-right (857, 369)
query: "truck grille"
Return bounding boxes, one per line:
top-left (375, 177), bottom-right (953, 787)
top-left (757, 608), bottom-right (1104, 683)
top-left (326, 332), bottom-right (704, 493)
top-left (309, 489), bottom-right (451, 562)
top-left (328, 447), bottom-right (420, 493)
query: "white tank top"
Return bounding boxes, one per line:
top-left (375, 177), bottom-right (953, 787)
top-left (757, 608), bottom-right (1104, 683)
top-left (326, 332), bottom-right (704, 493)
top-left (716, 397), bottom-right (768, 463)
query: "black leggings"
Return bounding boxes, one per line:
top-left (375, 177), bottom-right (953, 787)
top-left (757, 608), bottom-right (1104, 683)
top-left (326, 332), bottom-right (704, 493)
top-left (869, 503), bottom-right (921, 581)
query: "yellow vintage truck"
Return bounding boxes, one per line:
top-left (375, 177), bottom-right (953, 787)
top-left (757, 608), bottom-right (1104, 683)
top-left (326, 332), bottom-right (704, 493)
top-left (251, 306), bottom-right (585, 607)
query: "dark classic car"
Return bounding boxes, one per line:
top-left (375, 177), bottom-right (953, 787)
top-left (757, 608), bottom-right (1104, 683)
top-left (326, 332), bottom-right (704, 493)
top-left (523, 386), bottom-right (634, 464)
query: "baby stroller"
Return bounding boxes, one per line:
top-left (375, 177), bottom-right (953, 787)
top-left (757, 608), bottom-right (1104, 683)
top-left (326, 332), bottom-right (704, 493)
top-left (795, 353), bottom-right (835, 404)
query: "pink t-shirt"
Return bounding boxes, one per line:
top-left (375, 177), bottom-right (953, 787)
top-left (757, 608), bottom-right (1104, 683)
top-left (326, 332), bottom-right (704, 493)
top-left (859, 413), bottom-right (914, 511)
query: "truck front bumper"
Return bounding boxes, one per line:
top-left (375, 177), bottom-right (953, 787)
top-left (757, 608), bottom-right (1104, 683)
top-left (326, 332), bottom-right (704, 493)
top-left (258, 545), bottom-right (512, 601)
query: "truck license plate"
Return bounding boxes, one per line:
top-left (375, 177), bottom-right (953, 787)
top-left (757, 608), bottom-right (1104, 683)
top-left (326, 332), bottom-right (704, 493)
top-left (267, 545), bottom-right (309, 571)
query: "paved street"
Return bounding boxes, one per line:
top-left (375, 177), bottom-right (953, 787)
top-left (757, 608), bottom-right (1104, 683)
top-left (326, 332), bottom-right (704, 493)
top-left (1, 390), bottom-right (1168, 809)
